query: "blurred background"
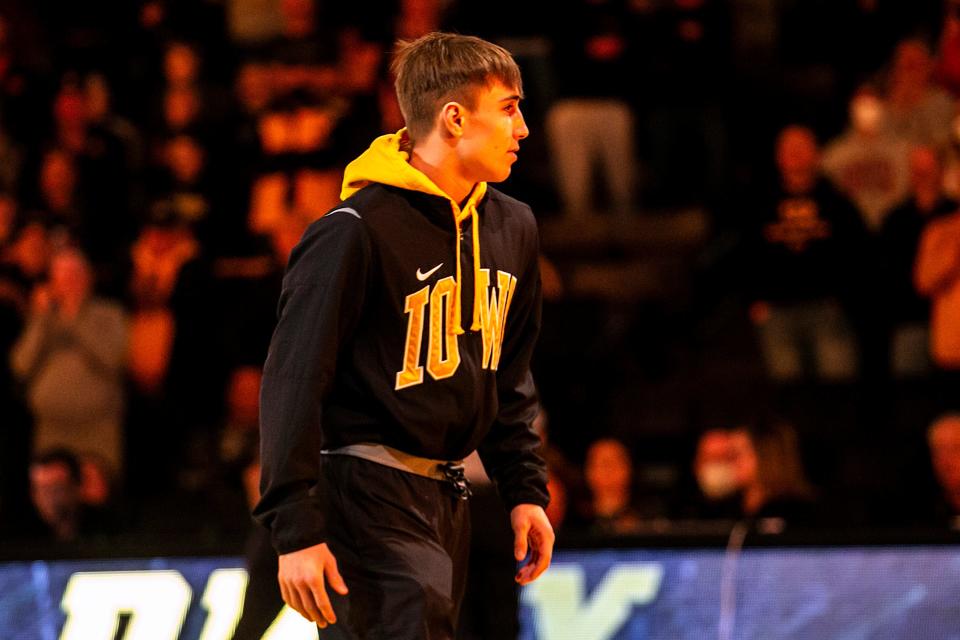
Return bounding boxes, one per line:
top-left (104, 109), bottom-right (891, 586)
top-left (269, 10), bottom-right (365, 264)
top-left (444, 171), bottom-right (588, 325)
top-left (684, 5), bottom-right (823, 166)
top-left (5, 0), bottom-right (960, 636)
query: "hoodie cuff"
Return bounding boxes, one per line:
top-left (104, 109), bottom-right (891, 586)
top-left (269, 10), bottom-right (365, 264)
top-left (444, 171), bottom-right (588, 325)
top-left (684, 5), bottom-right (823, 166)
top-left (268, 500), bottom-right (327, 556)
top-left (500, 487), bottom-right (551, 512)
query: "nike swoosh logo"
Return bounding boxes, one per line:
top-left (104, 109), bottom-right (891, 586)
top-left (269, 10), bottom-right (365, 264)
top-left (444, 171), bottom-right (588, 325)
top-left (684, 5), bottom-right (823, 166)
top-left (416, 263), bottom-right (444, 281)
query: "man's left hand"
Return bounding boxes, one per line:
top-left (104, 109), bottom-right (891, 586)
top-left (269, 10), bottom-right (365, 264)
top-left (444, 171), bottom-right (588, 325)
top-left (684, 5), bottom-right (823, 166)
top-left (510, 504), bottom-right (555, 585)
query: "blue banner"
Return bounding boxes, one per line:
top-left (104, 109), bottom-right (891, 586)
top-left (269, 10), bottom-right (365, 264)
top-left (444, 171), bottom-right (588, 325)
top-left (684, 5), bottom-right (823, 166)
top-left (520, 546), bottom-right (960, 640)
top-left (3, 545), bottom-right (960, 639)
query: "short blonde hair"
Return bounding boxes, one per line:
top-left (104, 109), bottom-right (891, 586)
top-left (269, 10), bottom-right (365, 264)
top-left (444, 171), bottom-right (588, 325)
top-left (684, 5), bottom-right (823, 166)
top-left (391, 32), bottom-right (522, 140)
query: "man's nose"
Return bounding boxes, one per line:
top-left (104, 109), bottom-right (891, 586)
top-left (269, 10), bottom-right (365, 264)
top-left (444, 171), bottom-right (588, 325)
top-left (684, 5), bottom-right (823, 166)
top-left (515, 111), bottom-right (529, 140)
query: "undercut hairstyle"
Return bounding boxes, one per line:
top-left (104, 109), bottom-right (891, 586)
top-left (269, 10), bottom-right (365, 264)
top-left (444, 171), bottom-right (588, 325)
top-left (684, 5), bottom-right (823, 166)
top-left (391, 32), bottom-right (522, 141)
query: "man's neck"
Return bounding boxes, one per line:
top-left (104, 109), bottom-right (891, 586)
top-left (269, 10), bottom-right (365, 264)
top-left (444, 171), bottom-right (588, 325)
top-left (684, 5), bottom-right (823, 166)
top-left (409, 137), bottom-right (475, 204)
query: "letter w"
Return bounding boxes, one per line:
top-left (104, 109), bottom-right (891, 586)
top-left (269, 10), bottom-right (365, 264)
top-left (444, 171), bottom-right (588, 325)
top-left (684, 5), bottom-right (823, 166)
top-left (477, 269), bottom-right (517, 370)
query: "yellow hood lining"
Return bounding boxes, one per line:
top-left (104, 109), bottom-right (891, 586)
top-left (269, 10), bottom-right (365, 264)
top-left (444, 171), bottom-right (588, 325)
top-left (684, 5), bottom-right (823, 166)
top-left (340, 129), bottom-right (487, 335)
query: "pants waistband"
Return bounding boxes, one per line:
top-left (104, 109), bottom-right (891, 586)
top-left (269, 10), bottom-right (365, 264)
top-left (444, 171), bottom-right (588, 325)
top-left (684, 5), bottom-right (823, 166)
top-left (321, 443), bottom-right (464, 482)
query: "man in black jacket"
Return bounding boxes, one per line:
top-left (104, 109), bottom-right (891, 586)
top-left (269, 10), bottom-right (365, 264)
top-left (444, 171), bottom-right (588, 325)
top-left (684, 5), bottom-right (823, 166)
top-left (254, 32), bottom-right (553, 638)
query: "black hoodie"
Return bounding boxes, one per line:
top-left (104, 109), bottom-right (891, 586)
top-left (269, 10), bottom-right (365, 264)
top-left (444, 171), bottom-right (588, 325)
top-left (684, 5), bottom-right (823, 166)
top-left (254, 131), bottom-right (549, 554)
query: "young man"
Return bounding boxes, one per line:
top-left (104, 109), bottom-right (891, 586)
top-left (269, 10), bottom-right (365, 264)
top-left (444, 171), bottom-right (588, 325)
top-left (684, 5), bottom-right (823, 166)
top-left (254, 32), bottom-right (554, 638)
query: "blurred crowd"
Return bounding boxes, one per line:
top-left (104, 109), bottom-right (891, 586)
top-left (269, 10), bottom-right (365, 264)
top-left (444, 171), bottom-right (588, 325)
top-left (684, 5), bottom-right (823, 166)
top-left (5, 0), bottom-right (960, 564)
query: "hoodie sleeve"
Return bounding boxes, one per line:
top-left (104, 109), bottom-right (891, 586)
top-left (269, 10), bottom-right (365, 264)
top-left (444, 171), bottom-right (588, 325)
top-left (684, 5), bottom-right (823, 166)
top-left (478, 218), bottom-right (550, 511)
top-left (253, 211), bottom-right (371, 554)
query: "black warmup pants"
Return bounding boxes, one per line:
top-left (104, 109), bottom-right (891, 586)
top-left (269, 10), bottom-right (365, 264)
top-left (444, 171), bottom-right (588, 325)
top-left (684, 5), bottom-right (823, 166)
top-left (319, 456), bottom-right (471, 640)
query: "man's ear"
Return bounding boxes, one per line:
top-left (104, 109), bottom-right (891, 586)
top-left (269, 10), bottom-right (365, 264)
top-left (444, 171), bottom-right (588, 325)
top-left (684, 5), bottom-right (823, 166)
top-left (440, 101), bottom-right (464, 138)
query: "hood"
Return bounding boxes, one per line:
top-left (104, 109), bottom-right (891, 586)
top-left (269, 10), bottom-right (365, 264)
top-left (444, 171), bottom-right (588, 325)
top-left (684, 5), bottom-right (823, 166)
top-left (341, 129), bottom-right (488, 335)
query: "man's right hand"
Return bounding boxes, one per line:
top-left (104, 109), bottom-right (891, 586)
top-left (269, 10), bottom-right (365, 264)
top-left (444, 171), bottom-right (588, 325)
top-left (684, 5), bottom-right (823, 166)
top-left (278, 542), bottom-right (349, 628)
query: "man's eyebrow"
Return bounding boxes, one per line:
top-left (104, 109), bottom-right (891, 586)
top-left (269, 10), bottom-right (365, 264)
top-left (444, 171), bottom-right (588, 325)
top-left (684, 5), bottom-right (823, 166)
top-left (499, 94), bottom-right (522, 103)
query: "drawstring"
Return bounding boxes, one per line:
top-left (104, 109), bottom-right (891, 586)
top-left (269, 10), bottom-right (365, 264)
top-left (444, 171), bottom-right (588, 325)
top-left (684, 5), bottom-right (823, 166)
top-left (451, 202), bottom-right (466, 336)
top-left (470, 208), bottom-right (481, 331)
top-left (449, 183), bottom-right (486, 335)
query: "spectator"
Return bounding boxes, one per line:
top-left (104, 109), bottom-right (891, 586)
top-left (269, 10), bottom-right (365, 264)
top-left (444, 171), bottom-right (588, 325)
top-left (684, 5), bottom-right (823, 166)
top-left (581, 438), bottom-right (645, 536)
top-left (914, 192), bottom-right (960, 408)
top-left (46, 74), bottom-right (132, 270)
top-left (531, 409), bottom-right (580, 531)
top-left (125, 204), bottom-right (218, 495)
top-left (821, 84), bottom-right (911, 232)
top-left (146, 134), bottom-right (214, 244)
top-left (0, 196), bottom-right (47, 303)
top-left (25, 447), bottom-right (116, 543)
top-left (728, 420), bottom-right (816, 525)
top-left (681, 427), bottom-right (743, 520)
top-left (545, 0), bottom-right (638, 220)
top-left (126, 205), bottom-right (199, 397)
top-left (746, 125), bottom-right (866, 383)
top-left (886, 38), bottom-right (955, 149)
top-left (32, 147), bottom-right (84, 240)
top-left (10, 247), bottom-right (128, 473)
top-left (926, 413), bottom-right (960, 528)
top-left (0, 195), bottom-right (35, 531)
top-left (84, 71), bottom-right (143, 176)
top-left (642, 0), bottom-right (732, 207)
top-left (176, 364), bottom-right (260, 535)
top-left (878, 145), bottom-right (955, 378)
top-left (935, 0), bottom-right (960, 97)
top-left (218, 365), bottom-right (262, 481)
top-left (260, 0), bottom-right (340, 103)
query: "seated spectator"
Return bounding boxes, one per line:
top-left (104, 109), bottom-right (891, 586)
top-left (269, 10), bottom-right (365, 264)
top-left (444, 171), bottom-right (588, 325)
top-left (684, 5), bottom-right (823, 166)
top-left (25, 447), bottom-right (116, 543)
top-left (728, 420), bottom-right (817, 527)
top-left (10, 247), bottom-right (128, 473)
top-left (581, 438), bottom-right (645, 536)
top-left (926, 413), bottom-right (960, 528)
top-left (681, 427), bottom-right (743, 520)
